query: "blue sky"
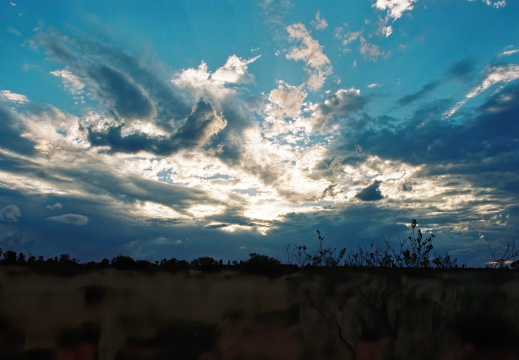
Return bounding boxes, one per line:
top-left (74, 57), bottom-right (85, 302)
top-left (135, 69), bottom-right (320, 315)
top-left (1, 0), bottom-right (519, 265)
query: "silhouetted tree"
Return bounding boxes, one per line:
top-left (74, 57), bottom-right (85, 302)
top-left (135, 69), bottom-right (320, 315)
top-left (111, 255), bottom-right (136, 270)
top-left (2, 251), bottom-right (17, 264)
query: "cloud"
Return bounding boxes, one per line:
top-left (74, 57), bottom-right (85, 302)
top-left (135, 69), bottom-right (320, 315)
top-left (397, 81), bottom-right (440, 106)
top-left (445, 59), bottom-right (476, 83)
top-left (359, 38), bottom-right (389, 61)
top-left (0, 204), bottom-right (21, 223)
top-left (172, 55), bottom-right (259, 102)
top-left (211, 55), bottom-right (260, 84)
top-left (311, 11), bottom-right (328, 30)
top-left (46, 202), bottom-right (63, 209)
top-left (266, 81), bottom-right (307, 119)
top-left (335, 27), bottom-right (388, 61)
top-left (499, 48), bottom-right (519, 58)
top-left (286, 23), bottom-right (332, 90)
top-left (466, 64), bottom-right (519, 98)
top-left (34, 30), bottom-right (191, 133)
top-left (356, 181), bottom-right (383, 201)
top-left (368, 83), bottom-right (381, 88)
top-left (0, 90), bottom-right (29, 103)
top-left (50, 69), bottom-right (86, 95)
top-left (306, 88), bottom-right (367, 132)
top-left (482, 0), bottom-right (506, 8)
top-left (87, 65), bottom-right (156, 121)
top-left (0, 106), bottom-right (37, 155)
top-left (87, 98), bottom-right (226, 155)
top-left (373, 0), bottom-right (419, 20)
top-left (335, 27), bottom-right (362, 48)
top-left (7, 27), bottom-right (21, 36)
top-left (47, 214), bottom-right (89, 225)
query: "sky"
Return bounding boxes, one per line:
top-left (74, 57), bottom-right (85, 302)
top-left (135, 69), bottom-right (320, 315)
top-left (1, 0), bottom-right (519, 266)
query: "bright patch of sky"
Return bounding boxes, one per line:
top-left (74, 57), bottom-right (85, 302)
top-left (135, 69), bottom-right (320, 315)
top-left (1, 0), bottom-right (519, 266)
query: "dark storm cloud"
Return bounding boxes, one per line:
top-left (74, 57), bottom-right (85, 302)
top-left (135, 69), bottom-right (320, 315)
top-left (87, 65), bottom-right (155, 120)
top-left (87, 99), bottom-right (226, 155)
top-left (355, 180), bottom-right (383, 201)
top-left (0, 106), bottom-right (36, 155)
top-left (397, 81), bottom-right (441, 106)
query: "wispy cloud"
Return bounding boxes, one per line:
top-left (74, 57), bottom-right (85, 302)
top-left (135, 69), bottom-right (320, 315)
top-left (467, 64), bottom-right (519, 98)
top-left (311, 11), bottom-right (328, 30)
top-left (0, 90), bottom-right (29, 103)
top-left (47, 214), bottom-right (89, 225)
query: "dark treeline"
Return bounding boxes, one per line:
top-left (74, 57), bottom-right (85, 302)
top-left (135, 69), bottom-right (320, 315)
top-left (1, 220), bottom-right (518, 276)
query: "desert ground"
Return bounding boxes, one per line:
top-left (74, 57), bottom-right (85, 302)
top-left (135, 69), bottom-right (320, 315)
top-left (0, 267), bottom-right (518, 360)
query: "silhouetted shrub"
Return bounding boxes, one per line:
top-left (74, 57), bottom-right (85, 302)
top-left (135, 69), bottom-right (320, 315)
top-left (190, 257), bottom-right (219, 272)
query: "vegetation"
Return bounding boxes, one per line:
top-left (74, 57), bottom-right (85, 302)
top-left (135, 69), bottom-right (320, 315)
top-left (0, 219), bottom-right (518, 276)
top-left (287, 219), bottom-right (458, 269)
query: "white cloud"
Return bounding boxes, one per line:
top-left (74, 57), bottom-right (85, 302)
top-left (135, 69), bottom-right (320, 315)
top-left (266, 81), bottom-right (307, 118)
top-left (311, 11), bottom-right (328, 30)
top-left (172, 55), bottom-right (259, 101)
top-left (335, 27), bottom-right (362, 47)
top-left (0, 204), bottom-right (21, 223)
top-left (368, 83), bottom-right (381, 88)
top-left (212, 55), bottom-right (260, 84)
top-left (286, 23), bottom-right (332, 90)
top-left (373, 0), bottom-right (419, 20)
top-left (467, 64), bottom-right (519, 98)
top-left (483, 0), bottom-right (506, 8)
top-left (50, 69), bottom-right (86, 95)
top-left (47, 214), bottom-right (89, 225)
top-left (359, 38), bottom-right (389, 61)
top-left (0, 90), bottom-right (29, 103)
top-left (499, 48), bottom-right (519, 57)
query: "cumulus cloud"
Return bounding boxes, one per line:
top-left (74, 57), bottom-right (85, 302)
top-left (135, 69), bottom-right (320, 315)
top-left (499, 48), bottom-right (519, 57)
top-left (356, 180), bottom-right (383, 201)
top-left (173, 55), bottom-right (259, 101)
top-left (47, 214), bottom-right (89, 225)
top-left (373, 0), bottom-right (419, 20)
top-left (0, 90), bottom-right (29, 103)
top-left (311, 11), bottom-right (328, 30)
top-left (0, 204), bottom-right (21, 222)
top-left (466, 64), bottom-right (519, 98)
top-left (266, 81), bottom-right (307, 118)
top-left (212, 55), bottom-right (260, 84)
top-left (87, 98), bottom-right (227, 155)
top-left (306, 88), bottom-right (367, 132)
top-left (286, 23), bottom-right (332, 90)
